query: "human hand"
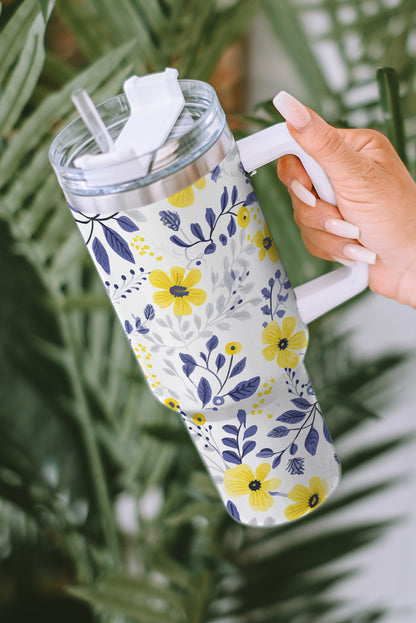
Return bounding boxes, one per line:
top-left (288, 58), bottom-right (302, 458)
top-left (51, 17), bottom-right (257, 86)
top-left (274, 91), bottom-right (416, 309)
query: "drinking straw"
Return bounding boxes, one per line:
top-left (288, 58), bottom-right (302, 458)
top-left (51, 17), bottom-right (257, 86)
top-left (71, 88), bottom-right (115, 153)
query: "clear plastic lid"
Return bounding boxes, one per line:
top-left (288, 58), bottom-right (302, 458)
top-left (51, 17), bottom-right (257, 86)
top-left (49, 79), bottom-right (226, 198)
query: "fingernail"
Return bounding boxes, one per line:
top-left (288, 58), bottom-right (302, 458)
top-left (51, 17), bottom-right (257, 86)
top-left (324, 218), bottom-right (360, 239)
top-left (343, 243), bottom-right (376, 265)
top-left (332, 256), bottom-right (355, 267)
top-left (290, 180), bottom-right (316, 207)
top-left (273, 91), bottom-right (312, 130)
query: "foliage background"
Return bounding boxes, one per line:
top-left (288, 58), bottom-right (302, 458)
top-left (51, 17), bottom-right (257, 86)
top-left (0, 0), bottom-right (414, 621)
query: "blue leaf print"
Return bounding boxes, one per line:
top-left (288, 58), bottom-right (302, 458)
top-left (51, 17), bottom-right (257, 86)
top-left (305, 426), bottom-right (319, 455)
top-left (272, 454), bottom-right (282, 468)
top-left (204, 242), bottom-right (216, 254)
top-left (291, 397), bottom-right (311, 409)
top-left (170, 235), bottom-right (189, 248)
top-left (256, 448), bottom-right (274, 458)
top-left (277, 410), bottom-right (307, 424)
top-left (137, 326), bottom-right (149, 334)
top-left (216, 353), bottom-right (226, 371)
top-left (268, 426), bottom-right (290, 438)
top-left (226, 500), bottom-right (241, 522)
top-left (222, 437), bottom-right (238, 449)
top-left (198, 377), bottom-right (212, 407)
top-left (144, 304), bottom-right (155, 320)
top-left (116, 215), bottom-right (139, 232)
top-left (92, 237), bottom-right (110, 274)
top-left (211, 165), bottom-right (220, 182)
top-left (237, 409), bottom-right (246, 426)
top-left (222, 450), bottom-right (241, 465)
top-left (276, 310), bottom-right (285, 318)
top-left (227, 377), bottom-right (260, 402)
top-left (261, 305), bottom-right (271, 316)
top-left (323, 421), bottom-right (333, 444)
top-left (160, 210), bottom-right (180, 231)
top-left (220, 186), bottom-right (228, 212)
top-left (261, 288), bottom-right (270, 299)
top-left (284, 280), bottom-right (291, 289)
top-left (243, 425), bottom-right (257, 439)
top-left (229, 357), bottom-right (246, 378)
top-left (231, 185), bottom-right (238, 204)
top-left (183, 364), bottom-right (194, 378)
top-left (101, 224), bottom-right (135, 263)
top-left (290, 443), bottom-right (298, 455)
top-left (124, 320), bottom-right (133, 334)
top-left (227, 216), bottom-right (236, 237)
top-left (180, 353), bottom-right (197, 367)
top-left (135, 317), bottom-right (142, 329)
top-left (245, 190), bottom-right (257, 206)
top-left (287, 457), bottom-right (305, 475)
top-left (242, 440), bottom-right (256, 457)
top-left (206, 335), bottom-right (219, 352)
top-left (219, 234), bottom-right (227, 246)
top-left (223, 424), bottom-right (238, 435)
top-left (191, 222), bottom-right (204, 240)
top-left (200, 352), bottom-right (207, 362)
top-left (205, 207), bottom-right (215, 228)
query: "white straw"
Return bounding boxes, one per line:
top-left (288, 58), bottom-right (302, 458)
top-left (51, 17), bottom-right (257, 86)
top-left (71, 88), bottom-right (115, 153)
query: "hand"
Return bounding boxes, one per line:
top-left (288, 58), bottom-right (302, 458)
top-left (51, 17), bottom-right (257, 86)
top-left (274, 91), bottom-right (416, 309)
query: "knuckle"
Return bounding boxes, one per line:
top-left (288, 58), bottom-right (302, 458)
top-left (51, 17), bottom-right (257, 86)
top-left (314, 126), bottom-right (345, 157)
top-left (363, 128), bottom-right (390, 149)
top-left (277, 154), bottom-right (302, 183)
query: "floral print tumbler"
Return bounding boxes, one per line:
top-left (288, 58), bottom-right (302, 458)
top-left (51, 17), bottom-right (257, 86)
top-left (49, 74), bottom-right (368, 527)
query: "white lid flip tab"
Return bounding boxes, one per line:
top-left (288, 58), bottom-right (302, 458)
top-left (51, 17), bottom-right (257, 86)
top-left (73, 68), bottom-right (185, 184)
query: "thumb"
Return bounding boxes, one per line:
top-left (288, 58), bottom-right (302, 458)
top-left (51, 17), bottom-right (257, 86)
top-left (273, 91), bottom-right (359, 182)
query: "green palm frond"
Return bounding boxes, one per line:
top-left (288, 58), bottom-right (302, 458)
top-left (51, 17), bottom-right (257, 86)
top-left (262, 0), bottom-right (416, 171)
top-left (56, 0), bottom-right (258, 80)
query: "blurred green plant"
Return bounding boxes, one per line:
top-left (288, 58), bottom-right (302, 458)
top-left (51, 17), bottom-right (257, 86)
top-left (0, 0), bottom-right (414, 621)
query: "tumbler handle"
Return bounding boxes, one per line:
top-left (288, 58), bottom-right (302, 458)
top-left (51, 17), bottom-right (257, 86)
top-left (236, 123), bottom-right (368, 324)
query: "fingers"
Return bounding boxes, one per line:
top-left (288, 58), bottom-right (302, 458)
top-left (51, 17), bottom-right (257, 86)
top-left (287, 183), bottom-right (376, 265)
top-left (300, 225), bottom-right (376, 265)
top-left (278, 156), bottom-right (360, 237)
top-left (273, 91), bottom-right (362, 184)
top-left (277, 153), bottom-right (311, 191)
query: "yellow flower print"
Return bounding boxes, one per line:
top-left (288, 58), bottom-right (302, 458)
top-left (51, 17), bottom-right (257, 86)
top-left (225, 342), bottom-right (242, 355)
top-left (237, 205), bottom-right (250, 228)
top-left (262, 316), bottom-right (307, 368)
top-left (284, 477), bottom-right (329, 521)
top-left (164, 398), bottom-right (180, 410)
top-left (167, 177), bottom-right (206, 207)
top-left (192, 413), bottom-right (206, 426)
top-left (253, 223), bottom-right (279, 262)
top-left (224, 463), bottom-right (281, 512)
top-left (149, 266), bottom-right (207, 316)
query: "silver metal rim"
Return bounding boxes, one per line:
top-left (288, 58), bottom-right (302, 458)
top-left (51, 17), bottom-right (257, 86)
top-left (64, 128), bottom-right (234, 215)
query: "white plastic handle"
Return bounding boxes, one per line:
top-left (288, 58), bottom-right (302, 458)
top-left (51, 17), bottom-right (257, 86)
top-left (236, 123), bottom-right (368, 324)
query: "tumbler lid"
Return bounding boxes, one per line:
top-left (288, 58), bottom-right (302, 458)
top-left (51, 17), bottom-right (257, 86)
top-left (74, 68), bottom-right (186, 185)
top-left (49, 76), bottom-right (230, 211)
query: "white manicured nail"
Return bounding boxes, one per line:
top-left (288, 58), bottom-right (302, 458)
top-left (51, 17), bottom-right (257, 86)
top-left (332, 256), bottom-right (355, 267)
top-left (273, 91), bottom-right (311, 130)
top-left (324, 218), bottom-right (360, 239)
top-left (290, 180), bottom-right (316, 207)
top-left (343, 243), bottom-right (376, 265)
